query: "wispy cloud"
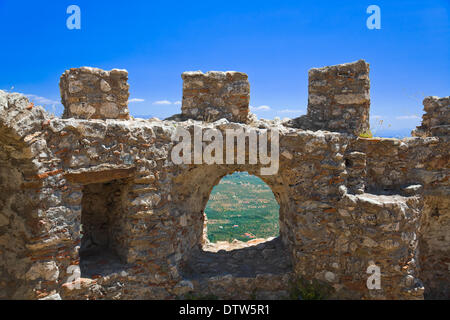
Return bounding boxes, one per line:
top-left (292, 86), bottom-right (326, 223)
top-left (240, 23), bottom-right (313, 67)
top-left (153, 100), bottom-right (172, 105)
top-left (279, 109), bottom-right (304, 114)
top-left (128, 98), bottom-right (145, 103)
top-left (250, 105), bottom-right (271, 111)
top-left (395, 115), bottom-right (421, 120)
top-left (372, 115), bottom-right (383, 119)
top-left (174, 101), bottom-right (182, 105)
top-left (23, 93), bottom-right (62, 116)
top-left (25, 94), bottom-right (60, 105)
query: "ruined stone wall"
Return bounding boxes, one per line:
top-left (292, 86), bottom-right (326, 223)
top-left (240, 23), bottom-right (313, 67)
top-left (181, 71), bottom-right (251, 123)
top-left (0, 60), bottom-right (448, 300)
top-left (0, 107), bottom-right (425, 300)
top-left (0, 91), bottom-right (77, 299)
top-left (349, 136), bottom-right (449, 194)
top-left (345, 96), bottom-right (450, 299)
top-left (336, 193), bottom-right (424, 299)
top-left (411, 96), bottom-right (449, 299)
top-left (60, 67), bottom-right (130, 120)
top-left (419, 195), bottom-right (449, 299)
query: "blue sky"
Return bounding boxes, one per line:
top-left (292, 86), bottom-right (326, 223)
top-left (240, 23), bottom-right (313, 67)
top-left (0, 0), bottom-right (448, 136)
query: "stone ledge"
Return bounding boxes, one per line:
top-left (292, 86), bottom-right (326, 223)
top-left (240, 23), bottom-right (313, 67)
top-left (64, 165), bottom-right (136, 184)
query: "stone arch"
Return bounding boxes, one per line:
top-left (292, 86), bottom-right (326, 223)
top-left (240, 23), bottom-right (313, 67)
top-left (170, 164), bottom-right (292, 255)
top-left (169, 163), bottom-right (298, 299)
top-left (0, 91), bottom-right (55, 298)
top-left (0, 131), bottom-right (40, 298)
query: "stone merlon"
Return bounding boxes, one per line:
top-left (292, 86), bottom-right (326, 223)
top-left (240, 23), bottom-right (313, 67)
top-left (181, 70), bottom-right (250, 123)
top-left (60, 67), bottom-right (130, 120)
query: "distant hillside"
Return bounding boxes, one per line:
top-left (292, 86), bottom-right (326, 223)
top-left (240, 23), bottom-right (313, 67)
top-left (375, 128), bottom-right (413, 139)
top-left (205, 172), bottom-right (279, 243)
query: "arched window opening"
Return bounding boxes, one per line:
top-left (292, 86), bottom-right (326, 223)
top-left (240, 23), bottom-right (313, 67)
top-left (203, 172), bottom-right (280, 251)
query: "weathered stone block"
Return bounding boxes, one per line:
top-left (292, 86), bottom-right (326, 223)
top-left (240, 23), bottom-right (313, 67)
top-left (60, 67), bottom-right (130, 120)
top-left (291, 60), bottom-right (371, 136)
top-left (181, 71), bottom-right (250, 123)
top-left (412, 96), bottom-right (450, 137)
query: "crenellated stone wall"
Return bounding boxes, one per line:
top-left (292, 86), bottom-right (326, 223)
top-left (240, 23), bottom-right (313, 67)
top-left (0, 60), bottom-right (448, 300)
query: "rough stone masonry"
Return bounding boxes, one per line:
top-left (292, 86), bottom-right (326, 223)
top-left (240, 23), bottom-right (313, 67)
top-left (60, 67), bottom-right (130, 120)
top-left (0, 60), bottom-right (448, 300)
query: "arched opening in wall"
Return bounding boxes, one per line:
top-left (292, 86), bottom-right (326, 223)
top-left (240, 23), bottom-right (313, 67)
top-left (203, 172), bottom-right (280, 251)
top-left (179, 169), bottom-right (292, 295)
top-left (79, 178), bottom-right (129, 277)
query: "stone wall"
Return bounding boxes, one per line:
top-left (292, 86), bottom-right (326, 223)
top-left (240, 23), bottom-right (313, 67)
top-left (0, 60), bottom-right (448, 300)
top-left (336, 193), bottom-right (424, 299)
top-left (418, 195), bottom-right (450, 299)
top-left (289, 60), bottom-right (370, 136)
top-left (60, 67), bottom-right (130, 120)
top-left (181, 71), bottom-right (250, 123)
top-left (346, 136), bottom-right (449, 299)
top-left (0, 91), bottom-right (76, 299)
top-left (349, 136), bottom-right (449, 194)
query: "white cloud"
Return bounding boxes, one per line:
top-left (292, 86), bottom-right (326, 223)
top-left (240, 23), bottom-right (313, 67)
top-left (25, 94), bottom-right (60, 106)
top-left (279, 109), bottom-right (304, 114)
top-left (153, 100), bottom-right (172, 105)
top-left (395, 115), bottom-right (421, 120)
top-left (128, 98), bottom-right (145, 103)
top-left (22, 93), bottom-right (62, 116)
top-left (174, 101), bottom-right (182, 105)
top-left (372, 115), bottom-right (383, 119)
top-left (250, 105), bottom-right (271, 111)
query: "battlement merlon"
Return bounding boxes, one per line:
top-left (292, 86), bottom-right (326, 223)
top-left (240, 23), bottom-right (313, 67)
top-left (59, 67), bottom-right (130, 120)
top-left (308, 59), bottom-right (371, 135)
top-left (289, 59), bottom-right (371, 135)
top-left (181, 70), bottom-right (250, 123)
top-left (412, 96), bottom-right (450, 137)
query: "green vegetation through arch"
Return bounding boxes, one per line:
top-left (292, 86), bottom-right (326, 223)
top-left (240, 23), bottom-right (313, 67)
top-left (205, 172), bottom-right (280, 243)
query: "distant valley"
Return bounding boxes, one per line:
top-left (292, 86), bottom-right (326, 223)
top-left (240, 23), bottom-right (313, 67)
top-left (205, 172), bottom-right (280, 243)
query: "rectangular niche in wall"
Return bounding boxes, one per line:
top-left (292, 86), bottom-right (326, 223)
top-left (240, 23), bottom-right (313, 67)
top-left (79, 179), bottom-right (128, 277)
